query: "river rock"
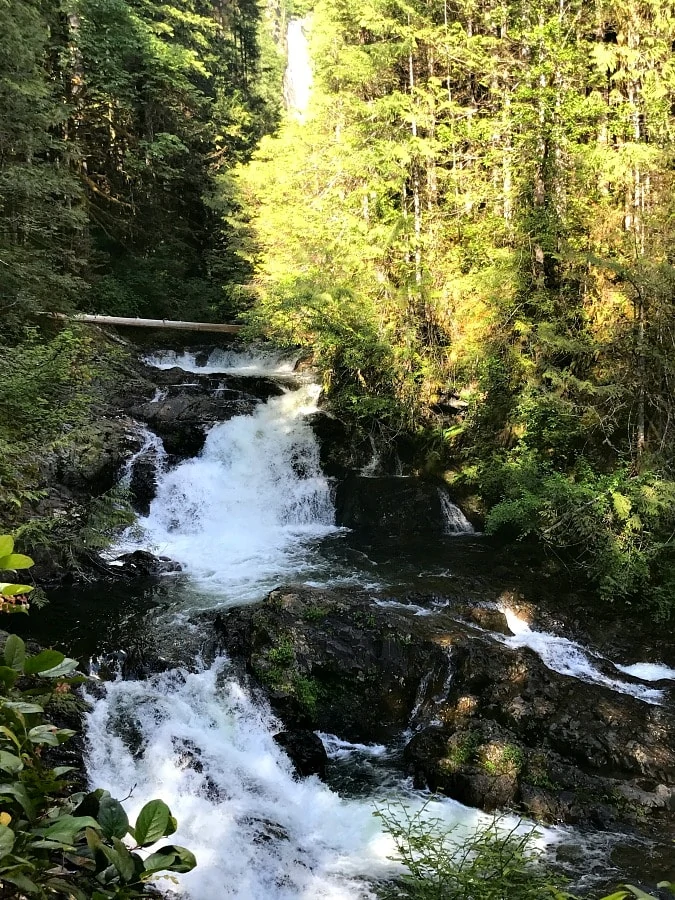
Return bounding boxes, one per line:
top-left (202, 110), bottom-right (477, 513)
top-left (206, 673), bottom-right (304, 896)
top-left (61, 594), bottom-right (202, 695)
top-left (132, 393), bottom-right (256, 456)
top-left (212, 585), bottom-right (449, 742)
top-left (213, 584), bottom-right (675, 829)
top-left (113, 550), bottom-right (182, 577)
top-left (52, 418), bottom-right (143, 494)
top-left (335, 476), bottom-right (454, 535)
top-left (274, 730), bottom-right (328, 778)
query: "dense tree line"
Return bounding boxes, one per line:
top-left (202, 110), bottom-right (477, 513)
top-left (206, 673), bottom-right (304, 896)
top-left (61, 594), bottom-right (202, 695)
top-left (0, 0), bottom-right (283, 330)
top-left (243, 0), bottom-right (675, 614)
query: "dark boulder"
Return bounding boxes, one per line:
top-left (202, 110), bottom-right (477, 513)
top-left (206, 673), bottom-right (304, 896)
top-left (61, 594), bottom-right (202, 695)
top-left (113, 550), bottom-right (182, 577)
top-left (212, 585), bottom-right (449, 742)
top-left (335, 476), bottom-right (450, 535)
top-left (132, 394), bottom-right (256, 457)
top-left (274, 730), bottom-right (328, 778)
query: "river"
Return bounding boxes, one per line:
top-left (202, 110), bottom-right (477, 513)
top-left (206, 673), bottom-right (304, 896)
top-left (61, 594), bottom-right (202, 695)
top-left (16, 347), bottom-right (675, 898)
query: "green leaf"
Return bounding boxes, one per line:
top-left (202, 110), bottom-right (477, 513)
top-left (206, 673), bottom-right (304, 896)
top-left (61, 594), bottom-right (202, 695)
top-left (133, 799), bottom-right (171, 847)
top-left (0, 584), bottom-right (33, 596)
top-left (44, 879), bottom-right (88, 900)
top-left (100, 839), bottom-right (135, 882)
top-left (4, 701), bottom-right (43, 714)
top-left (0, 537), bottom-right (14, 559)
top-left (0, 782), bottom-right (35, 820)
top-left (24, 650), bottom-right (65, 675)
top-left (28, 724), bottom-right (59, 746)
top-left (0, 554), bottom-right (34, 571)
top-left (98, 797), bottom-right (129, 840)
top-left (0, 668), bottom-right (17, 689)
top-left (1, 871), bottom-right (38, 893)
top-left (0, 751), bottom-right (23, 774)
top-left (0, 824), bottom-right (14, 859)
top-left (42, 814), bottom-right (100, 845)
top-left (52, 766), bottom-right (76, 778)
top-left (3, 635), bottom-right (25, 671)
top-left (143, 844), bottom-right (196, 875)
top-left (39, 658), bottom-right (79, 678)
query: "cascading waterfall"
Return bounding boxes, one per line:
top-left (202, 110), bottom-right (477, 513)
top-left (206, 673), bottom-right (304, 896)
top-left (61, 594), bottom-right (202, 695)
top-left (121, 383), bottom-right (337, 601)
top-left (283, 19), bottom-right (312, 119)
top-left (438, 490), bottom-right (474, 535)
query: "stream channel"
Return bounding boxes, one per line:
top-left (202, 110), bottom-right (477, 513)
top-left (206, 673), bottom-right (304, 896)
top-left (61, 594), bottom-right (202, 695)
top-left (19, 348), bottom-right (675, 899)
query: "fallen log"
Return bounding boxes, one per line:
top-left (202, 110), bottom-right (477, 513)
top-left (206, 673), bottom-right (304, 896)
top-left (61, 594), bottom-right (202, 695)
top-left (46, 313), bottom-right (243, 334)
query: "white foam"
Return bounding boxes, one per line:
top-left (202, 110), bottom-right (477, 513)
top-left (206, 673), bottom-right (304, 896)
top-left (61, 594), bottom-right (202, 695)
top-left (143, 349), bottom-right (299, 376)
top-left (499, 609), bottom-right (664, 704)
top-left (438, 491), bottom-right (474, 535)
top-left (318, 734), bottom-right (389, 761)
top-left (614, 662), bottom-right (675, 682)
top-left (116, 385), bottom-right (338, 602)
top-left (85, 659), bottom-right (489, 900)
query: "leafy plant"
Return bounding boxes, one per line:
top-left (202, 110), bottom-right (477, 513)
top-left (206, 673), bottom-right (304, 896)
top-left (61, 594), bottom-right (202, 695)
top-left (0, 537), bottom-right (196, 897)
top-left (374, 802), bottom-right (570, 899)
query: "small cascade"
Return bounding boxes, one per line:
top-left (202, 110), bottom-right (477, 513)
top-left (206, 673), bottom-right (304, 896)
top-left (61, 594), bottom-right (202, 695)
top-left (499, 608), bottom-right (665, 704)
top-left (438, 490), bottom-right (474, 535)
top-left (360, 436), bottom-right (382, 477)
top-left (143, 348), bottom-right (300, 376)
top-left (283, 18), bottom-right (312, 119)
top-left (121, 426), bottom-right (167, 486)
top-left (409, 668), bottom-right (435, 723)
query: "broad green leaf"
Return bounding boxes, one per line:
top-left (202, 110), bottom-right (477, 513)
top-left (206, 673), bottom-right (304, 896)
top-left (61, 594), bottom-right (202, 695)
top-left (0, 751), bottom-right (23, 774)
top-left (42, 814), bottom-right (100, 845)
top-left (4, 701), bottom-right (43, 714)
top-left (52, 766), bottom-right (76, 778)
top-left (0, 537), bottom-right (13, 559)
top-left (98, 797), bottom-right (129, 840)
top-left (1, 871), bottom-right (38, 893)
top-left (39, 658), bottom-right (79, 678)
top-left (28, 724), bottom-right (59, 746)
top-left (0, 668), bottom-right (17, 689)
top-left (0, 782), bottom-right (35, 820)
top-left (45, 878), bottom-right (88, 900)
top-left (100, 839), bottom-right (135, 882)
top-left (3, 635), bottom-right (25, 671)
top-left (24, 650), bottom-right (64, 675)
top-left (0, 554), bottom-right (34, 571)
top-left (143, 844), bottom-right (196, 875)
top-left (0, 726), bottom-right (20, 750)
top-left (0, 584), bottom-right (33, 596)
top-left (0, 824), bottom-right (14, 859)
top-left (133, 799), bottom-right (171, 846)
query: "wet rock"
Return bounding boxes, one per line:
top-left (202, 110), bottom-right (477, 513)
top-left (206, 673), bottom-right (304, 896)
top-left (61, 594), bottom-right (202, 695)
top-left (307, 413), bottom-right (373, 477)
top-left (132, 394), bottom-right (256, 456)
top-left (52, 418), bottom-right (142, 494)
top-left (274, 730), bottom-right (328, 778)
top-left (403, 636), bottom-right (675, 827)
top-left (128, 451), bottom-right (162, 515)
top-left (113, 550), bottom-right (182, 577)
top-left (212, 585), bottom-right (449, 742)
top-left (335, 476), bottom-right (451, 536)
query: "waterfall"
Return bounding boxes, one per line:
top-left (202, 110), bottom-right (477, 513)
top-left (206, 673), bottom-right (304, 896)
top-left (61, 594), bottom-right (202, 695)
top-left (438, 490), bottom-right (474, 535)
top-left (122, 382), bottom-right (337, 601)
top-left (86, 659), bottom-right (491, 900)
top-left (86, 351), bottom-right (559, 898)
top-left (284, 18), bottom-right (312, 119)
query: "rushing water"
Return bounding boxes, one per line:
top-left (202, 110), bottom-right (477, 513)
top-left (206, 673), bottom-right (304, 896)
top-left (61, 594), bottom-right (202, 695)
top-left (284, 18), bottom-right (312, 119)
top-left (85, 350), bottom-right (504, 898)
top-left (64, 347), bottom-right (673, 897)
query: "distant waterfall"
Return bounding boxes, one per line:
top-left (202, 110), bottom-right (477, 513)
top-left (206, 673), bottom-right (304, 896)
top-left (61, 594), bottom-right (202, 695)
top-left (284, 18), bottom-right (312, 119)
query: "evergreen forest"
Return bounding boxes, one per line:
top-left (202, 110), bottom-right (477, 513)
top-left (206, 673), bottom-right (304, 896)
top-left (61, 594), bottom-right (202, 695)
top-left (3, 1), bottom-right (675, 617)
